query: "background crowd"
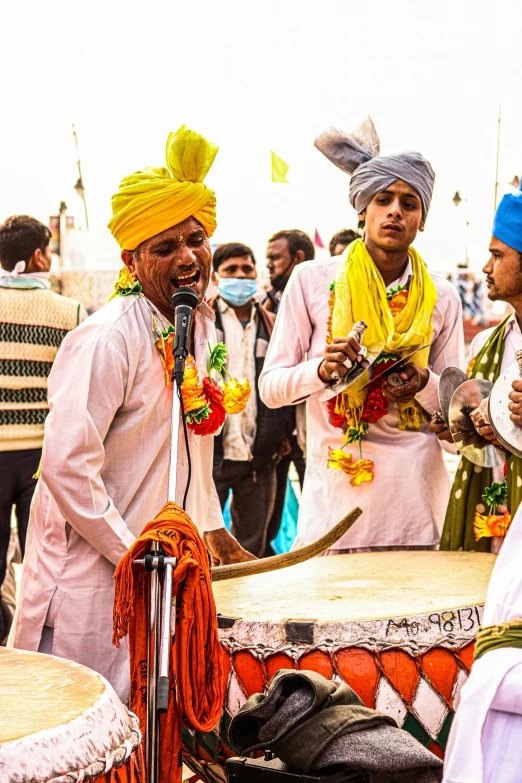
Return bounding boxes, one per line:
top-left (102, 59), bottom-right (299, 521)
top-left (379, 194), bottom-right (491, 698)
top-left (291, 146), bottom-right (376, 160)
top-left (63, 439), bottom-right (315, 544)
top-left (0, 216), bottom-right (361, 642)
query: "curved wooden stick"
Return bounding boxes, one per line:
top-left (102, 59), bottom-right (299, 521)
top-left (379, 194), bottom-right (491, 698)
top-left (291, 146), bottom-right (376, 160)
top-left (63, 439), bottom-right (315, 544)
top-left (211, 506), bottom-right (362, 582)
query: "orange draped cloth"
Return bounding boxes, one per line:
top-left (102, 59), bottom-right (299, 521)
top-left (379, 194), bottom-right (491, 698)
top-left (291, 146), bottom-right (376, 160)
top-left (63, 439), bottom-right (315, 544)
top-left (112, 502), bottom-right (223, 783)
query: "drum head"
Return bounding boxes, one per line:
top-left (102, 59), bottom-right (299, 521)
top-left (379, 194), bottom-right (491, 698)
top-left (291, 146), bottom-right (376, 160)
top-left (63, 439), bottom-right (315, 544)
top-left (489, 360), bottom-right (522, 458)
top-left (1, 648), bottom-right (139, 782)
top-left (448, 379), bottom-right (504, 467)
top-left (213, 551), bottom-right (495, 625)
top-left (439, 366), bottom-right (468, 425)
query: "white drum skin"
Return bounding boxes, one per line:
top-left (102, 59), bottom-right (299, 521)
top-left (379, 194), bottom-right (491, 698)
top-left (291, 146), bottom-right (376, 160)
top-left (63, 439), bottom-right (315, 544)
top-left (0, 648), bottom-right (141, 783)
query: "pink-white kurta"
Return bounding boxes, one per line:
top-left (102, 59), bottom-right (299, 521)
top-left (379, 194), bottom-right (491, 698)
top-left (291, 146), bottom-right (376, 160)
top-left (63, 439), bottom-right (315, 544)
top-left (443, 501), bottom-right (522, 783)
top-left (9, 294), bottom-right (224, 701)
top-left (259, 258), bottom-right (464, 550)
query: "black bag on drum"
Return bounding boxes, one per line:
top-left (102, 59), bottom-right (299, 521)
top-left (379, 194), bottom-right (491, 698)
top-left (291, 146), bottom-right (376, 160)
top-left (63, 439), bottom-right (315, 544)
top-left (226, 755), bottom-right (367, 782)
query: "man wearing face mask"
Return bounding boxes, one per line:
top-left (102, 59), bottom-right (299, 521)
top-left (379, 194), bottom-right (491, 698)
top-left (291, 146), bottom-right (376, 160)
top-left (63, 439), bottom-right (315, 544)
top-left (0, 215), bottom-right (86, 641)
top-left (212, 242), bottom-right (294, 557)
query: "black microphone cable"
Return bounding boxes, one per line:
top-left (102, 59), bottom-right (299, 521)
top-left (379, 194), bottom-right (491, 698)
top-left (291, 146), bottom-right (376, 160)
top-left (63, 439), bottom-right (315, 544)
top-left (176, 381), bottom-right (192, 511)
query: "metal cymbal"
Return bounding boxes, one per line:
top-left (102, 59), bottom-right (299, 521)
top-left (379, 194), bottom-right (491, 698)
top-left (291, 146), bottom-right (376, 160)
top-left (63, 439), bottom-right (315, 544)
top-left (448, 379), bottom-right (504, 468)
top-left (488, 359), bottom-right (522, 458)
top-left (439, 366), bottom-right (468, 425)
top-left (323, 321), bottom-right (383, 398)
top-left (360, 344), bottom-right (430, 390)
top-left (319, 346), bottom-right (383, 401)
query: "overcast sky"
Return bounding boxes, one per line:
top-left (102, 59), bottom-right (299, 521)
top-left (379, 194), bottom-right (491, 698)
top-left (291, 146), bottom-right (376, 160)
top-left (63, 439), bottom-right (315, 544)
top-left (1, 0), bottom-right (520, 273)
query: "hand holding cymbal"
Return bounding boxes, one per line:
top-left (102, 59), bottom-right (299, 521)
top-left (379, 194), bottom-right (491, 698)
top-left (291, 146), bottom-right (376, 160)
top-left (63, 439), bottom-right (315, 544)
top-left (470, 399), bottom-right (502, 446)
top-left (428, 411), bottom-right (453, 443)
top-left (321, 320), bottom-right (368, 383)
top-left (508, 378), bottom-right (522, 426)
top-left (488, 349), bottom-right (522, 459)
top-left (382, 363), bottom-right (429, 404)
top-left (448, 379), bottom-right (504, 467)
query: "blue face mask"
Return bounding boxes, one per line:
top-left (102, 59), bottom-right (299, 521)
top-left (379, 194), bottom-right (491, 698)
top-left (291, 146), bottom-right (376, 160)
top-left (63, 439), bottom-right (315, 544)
top-left (218, 277), bottom-right (257, 307)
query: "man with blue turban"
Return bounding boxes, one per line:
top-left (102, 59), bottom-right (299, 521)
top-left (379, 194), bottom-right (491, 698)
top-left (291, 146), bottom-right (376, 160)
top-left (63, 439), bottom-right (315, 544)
top-left (443, 184), bottom-right (522, 782)
top-left (439, 182), bottom-right (522, 553)
top-left (260, 117), bottom-right (464, 553)
top-left (10, 127), bottom-right (253, 702)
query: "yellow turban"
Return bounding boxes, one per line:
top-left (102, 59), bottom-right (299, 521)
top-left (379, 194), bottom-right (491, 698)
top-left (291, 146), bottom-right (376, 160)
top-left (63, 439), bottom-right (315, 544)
top-left (108, 125), bottom-right (218, 250)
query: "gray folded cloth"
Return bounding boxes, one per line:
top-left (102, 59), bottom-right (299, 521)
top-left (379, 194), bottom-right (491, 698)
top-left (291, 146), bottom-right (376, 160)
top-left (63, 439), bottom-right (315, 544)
top-left (229, 669), bottom-right (443, 783)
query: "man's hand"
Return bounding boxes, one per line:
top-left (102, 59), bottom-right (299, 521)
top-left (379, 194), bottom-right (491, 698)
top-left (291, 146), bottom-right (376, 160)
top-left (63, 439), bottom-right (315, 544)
top-left (277, 436), bottom-right (292, 458)
top-left (318, 335), bottom-right (363, 383)
top-left (382, 363), bottom-right (429, 404)
top-left (509, 379), bottom-right (522, 427)
top-left (470, 405), bottom-right (502, 446)
top-left (203, 528), bottom-right (256, 566)
top-left (428, 415), bottom-right (454, 443)
top-left (450, 404), bottom-right (504, 451)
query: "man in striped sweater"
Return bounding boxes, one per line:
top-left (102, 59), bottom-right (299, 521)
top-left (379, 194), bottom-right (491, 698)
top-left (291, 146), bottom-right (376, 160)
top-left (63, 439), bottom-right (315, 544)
top-left (0, 215), bottom-right (85, 640)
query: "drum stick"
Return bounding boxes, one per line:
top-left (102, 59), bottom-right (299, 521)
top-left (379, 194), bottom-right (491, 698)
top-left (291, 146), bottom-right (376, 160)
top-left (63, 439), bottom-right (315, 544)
top-left (211, 506), bottom-right (362, 582)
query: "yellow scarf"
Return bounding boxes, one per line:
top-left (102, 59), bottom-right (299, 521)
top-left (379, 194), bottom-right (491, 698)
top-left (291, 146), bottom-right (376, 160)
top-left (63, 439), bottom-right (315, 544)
top-left (332, 238), bottom-right (437, 430)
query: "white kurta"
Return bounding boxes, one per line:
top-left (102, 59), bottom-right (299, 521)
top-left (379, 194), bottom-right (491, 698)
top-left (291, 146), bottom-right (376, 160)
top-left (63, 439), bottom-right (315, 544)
top-left (9, 295), bottom-right (224, 701)
top-left (443, 501), bottom-right (522, 782)
top-left (259, 258), bottom-right (464, 549)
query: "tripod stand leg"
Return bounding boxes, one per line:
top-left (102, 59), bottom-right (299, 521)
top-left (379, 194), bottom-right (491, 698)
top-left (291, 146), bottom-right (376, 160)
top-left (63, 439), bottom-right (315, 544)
top-left (147, 555), bottom-right (161, 783)
top-left (157, 560), bottom-right (175, 714)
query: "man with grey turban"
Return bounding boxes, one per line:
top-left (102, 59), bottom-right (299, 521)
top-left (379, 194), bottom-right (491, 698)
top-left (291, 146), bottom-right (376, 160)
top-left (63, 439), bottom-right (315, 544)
top-left (260, 117), bottom-right (464, 553)
top-left (315, 115), bottom-right (435, 220)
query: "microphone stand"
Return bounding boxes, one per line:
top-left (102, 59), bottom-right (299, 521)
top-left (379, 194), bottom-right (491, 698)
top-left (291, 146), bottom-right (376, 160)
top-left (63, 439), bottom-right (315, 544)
top-left (134, 362), bottom-right (181, 783)
top-left (133, 288), bottom-right (198, 782)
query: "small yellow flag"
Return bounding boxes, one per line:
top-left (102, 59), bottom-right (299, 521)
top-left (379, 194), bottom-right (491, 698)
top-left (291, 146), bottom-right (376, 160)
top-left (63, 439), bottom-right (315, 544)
top-left (271, 150), bottom-right (290, 183)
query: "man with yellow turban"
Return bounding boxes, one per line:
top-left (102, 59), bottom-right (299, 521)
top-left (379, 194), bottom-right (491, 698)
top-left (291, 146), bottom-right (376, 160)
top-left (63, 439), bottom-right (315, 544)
top-left (10, 126), bottom-right (253, 701)
top-left (260, 116), bottom-right (465, 553)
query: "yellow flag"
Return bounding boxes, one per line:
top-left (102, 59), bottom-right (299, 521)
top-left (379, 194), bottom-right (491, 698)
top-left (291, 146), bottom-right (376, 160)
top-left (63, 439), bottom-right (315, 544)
top-left (271, 150), bottom-right (290, 183)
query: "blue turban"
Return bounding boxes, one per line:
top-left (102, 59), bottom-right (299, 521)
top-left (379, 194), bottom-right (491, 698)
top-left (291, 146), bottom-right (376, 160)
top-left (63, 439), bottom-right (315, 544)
top-left (492, 183), bottom-right (522, 253)
top-left (315, 116), bottom-right (435, 219)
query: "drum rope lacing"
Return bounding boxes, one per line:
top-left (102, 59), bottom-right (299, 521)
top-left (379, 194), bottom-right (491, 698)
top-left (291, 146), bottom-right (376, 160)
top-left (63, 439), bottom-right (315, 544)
top-left (220, 633), bottom-right (481, 657)
top-left (44, 709), bottom-right (142, 783)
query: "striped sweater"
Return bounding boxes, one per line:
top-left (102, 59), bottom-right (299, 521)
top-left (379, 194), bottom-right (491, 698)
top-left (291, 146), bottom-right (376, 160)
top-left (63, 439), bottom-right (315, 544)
top-left (0, 284), bottom-right (85, 450)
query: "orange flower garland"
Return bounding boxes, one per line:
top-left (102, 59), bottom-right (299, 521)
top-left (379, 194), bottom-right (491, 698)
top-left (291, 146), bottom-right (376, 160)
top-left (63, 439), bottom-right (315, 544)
top-left (327, 448), bottom-right (374, 487)
top-left (474, 510), bottom-right (512, 541)
top-left (155, 328), bottom-right (251, 436)
top-left (473, 481), bottom-right (512, 541)
top-left (110, 271), bottom-right (252, 437)
top-left (325, 282), bottom-right (411, 485)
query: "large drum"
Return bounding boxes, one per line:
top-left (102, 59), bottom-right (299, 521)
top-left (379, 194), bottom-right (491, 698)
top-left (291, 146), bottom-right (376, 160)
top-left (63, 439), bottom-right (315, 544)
top-left (0, 647), bottom-right (142, 783)
top-left (182, 551), bottom-right (496, 783)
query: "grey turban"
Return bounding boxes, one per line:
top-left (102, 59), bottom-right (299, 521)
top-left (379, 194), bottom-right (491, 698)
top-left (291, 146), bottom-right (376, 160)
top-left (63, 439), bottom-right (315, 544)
top-left (314, 116), bottom-right (435, 219)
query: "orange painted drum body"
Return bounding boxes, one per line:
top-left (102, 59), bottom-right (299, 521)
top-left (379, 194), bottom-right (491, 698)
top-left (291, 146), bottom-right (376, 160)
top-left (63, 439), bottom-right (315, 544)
top-left (182, 551), bottom-right (496, 783)
top-left (0, 648), bottom-right (142, 783)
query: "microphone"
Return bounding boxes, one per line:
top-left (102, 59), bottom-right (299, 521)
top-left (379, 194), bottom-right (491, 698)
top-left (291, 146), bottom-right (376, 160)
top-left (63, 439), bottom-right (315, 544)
top-left (171, 286), bottom-right (199, 387)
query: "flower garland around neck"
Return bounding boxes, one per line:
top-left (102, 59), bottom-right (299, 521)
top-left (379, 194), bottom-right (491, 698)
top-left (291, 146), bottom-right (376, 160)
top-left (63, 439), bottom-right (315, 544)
top-left (473, 481), bottom-right (512, 542)
top-left (111, 266), bottom-right (251, 436)
top-left (326, 281), bottom-right (411, 487)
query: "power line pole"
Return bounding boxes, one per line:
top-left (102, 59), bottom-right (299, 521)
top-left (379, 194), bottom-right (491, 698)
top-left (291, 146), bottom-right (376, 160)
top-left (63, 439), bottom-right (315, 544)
top-left (72, 124), bottom-right (89, 230)
top-left (494, 103), bottom-right (502, 212)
